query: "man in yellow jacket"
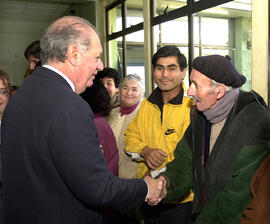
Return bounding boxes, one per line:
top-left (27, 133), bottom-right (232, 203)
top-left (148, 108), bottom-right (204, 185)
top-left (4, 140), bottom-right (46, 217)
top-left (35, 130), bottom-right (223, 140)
top-left (125, 45), bottom-right (193, 224)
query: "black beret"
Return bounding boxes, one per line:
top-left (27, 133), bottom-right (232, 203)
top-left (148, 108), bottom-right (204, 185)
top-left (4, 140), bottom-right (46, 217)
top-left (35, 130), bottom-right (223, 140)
top-left (192, 55), bottom-right (246, 88)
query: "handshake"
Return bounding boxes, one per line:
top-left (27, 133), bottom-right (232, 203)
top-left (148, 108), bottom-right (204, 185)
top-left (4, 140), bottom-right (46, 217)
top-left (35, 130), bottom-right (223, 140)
top-left (143, 175), bottom-right (167, 206)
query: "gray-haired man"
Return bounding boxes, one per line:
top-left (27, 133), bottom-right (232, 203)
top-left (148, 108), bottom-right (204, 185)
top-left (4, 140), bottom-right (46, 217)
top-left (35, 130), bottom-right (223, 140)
top-left (161, 55), bottom-right (270, 224)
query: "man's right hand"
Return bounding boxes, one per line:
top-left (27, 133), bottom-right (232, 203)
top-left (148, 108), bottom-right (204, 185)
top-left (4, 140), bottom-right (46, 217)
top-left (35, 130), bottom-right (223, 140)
top-left (141, 146), bottom-right (168, 170)
top-left (143, 175), bottom-right (167, 206)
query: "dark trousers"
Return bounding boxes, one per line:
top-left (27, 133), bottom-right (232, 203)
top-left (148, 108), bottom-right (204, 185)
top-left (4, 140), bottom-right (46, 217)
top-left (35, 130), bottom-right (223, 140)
top-left (143, 202), bottom-right (192, 224)
top-left (103, 208), bottom-right (141, 224)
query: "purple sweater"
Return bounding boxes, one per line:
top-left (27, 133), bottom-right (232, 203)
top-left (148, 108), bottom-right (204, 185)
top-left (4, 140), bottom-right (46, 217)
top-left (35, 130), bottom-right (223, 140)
top-left (94, 113), bottom-right (119, 176)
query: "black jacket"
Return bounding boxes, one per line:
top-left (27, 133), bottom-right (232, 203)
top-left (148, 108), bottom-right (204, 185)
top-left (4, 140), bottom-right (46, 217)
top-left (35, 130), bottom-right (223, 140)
top-left (1, 66), bottom-right (147, 224)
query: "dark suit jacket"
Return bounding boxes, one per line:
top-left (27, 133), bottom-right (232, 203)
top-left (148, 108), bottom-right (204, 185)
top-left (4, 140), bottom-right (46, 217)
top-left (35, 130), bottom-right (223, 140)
top-left (1, 67), bottom-right (147, 224)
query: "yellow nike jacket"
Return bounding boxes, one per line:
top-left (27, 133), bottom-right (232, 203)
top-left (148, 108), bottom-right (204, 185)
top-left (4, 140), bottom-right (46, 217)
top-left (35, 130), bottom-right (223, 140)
top-left (125, 85), bottom-right (194, 203)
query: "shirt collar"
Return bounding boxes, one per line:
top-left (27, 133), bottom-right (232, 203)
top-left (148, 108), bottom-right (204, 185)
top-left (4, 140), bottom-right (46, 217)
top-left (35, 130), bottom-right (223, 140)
top-left (43, 65), bottom-right (75, 92)
top-left (148, 85), bottom-right (184, 107)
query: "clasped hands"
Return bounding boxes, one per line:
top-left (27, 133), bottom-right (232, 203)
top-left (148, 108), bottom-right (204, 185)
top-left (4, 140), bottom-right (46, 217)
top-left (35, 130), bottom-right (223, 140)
top-left (141, 146), bottom-right (168, 206)
top-left (143, 175), bottom-right (167, 206)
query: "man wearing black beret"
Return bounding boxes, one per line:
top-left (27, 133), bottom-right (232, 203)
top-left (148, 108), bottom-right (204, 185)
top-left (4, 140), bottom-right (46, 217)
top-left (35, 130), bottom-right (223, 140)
top-left (159, 55), bottom-right (270, 223)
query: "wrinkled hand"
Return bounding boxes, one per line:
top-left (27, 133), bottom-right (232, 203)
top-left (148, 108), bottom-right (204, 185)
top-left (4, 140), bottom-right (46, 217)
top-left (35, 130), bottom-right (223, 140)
top-left (143, 176), bottom-right (167, 206)
top-left (141, 146), bottom-right (168, 170)
top-left (147, 176), bottom-right (167, 206)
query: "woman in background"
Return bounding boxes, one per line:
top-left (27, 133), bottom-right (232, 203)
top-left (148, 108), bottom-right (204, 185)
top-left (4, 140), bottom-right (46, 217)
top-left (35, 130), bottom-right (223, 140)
top-left (108, 74), bottom-right (145, 224)
top-left (108, 74), bottom-right (145, 179)
top-left (0, 68), bottom-right (11, 140)
top-left (0, 68), bottom-right (12, 221)
top-left (80, 80), bottom-right (119, 176)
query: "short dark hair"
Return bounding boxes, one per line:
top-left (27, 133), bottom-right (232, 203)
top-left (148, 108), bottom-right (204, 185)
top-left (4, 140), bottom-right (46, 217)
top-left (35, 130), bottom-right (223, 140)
top-left (95, 67), bottom-right (121, 88)
top-left (24, 40), bottom-right (41, 60)
top-left (80, 80), bottom-right (112, 117)
top-left (152, 45), bottom-right (187, 72)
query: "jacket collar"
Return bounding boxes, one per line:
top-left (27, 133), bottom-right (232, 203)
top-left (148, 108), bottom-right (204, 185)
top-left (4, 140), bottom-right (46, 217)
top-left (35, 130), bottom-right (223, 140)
top-left (31, 66), bottom-right (73, 91)
top-left (147, 85), bottom-right (184, 111)
top-left (42, 65), bottom-right (75, 91)
top-left (233, 90), bottom-right (268, 114)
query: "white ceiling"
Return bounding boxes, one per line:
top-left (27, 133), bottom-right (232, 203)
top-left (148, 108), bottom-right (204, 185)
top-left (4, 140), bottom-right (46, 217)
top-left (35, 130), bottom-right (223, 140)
top-left (0, 0), bottom-right (95, 23)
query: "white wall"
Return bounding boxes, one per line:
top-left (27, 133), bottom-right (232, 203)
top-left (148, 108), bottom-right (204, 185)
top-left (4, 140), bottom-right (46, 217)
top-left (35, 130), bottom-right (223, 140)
top-left (252, 0), bottom-right (269, 103)
top-left (0, 20), bottom-right (48, 86)
top-left (0, 2), bottom-right (95, 87)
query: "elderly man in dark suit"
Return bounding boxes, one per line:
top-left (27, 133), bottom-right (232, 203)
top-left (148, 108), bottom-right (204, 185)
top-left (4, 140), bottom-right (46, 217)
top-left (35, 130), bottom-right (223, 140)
top-left (1, 16), bottom-right (166, 224)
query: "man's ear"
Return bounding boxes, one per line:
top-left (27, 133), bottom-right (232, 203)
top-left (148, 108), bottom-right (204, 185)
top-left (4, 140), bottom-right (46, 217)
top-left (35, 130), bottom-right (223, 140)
top-left (216, 84), bottom-right (227, 99)
top-left (181, 68), bottom-right (187, 80)
top-left (66, 44), bottom-right (80, 66)
top-left (115, 87), bottom-right (119, 93)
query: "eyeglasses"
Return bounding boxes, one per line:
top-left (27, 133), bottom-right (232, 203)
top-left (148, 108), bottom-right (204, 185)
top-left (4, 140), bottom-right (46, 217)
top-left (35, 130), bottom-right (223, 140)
top-left (0, 88), bottom-right (9, 96)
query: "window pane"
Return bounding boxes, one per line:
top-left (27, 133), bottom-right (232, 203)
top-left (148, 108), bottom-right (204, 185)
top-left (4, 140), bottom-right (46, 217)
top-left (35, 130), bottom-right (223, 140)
top-left (108, 5), bottom-right (122, 35)
top-left (193, 16), bottom-right (200, 45)
top-left (116, 10), bottom-right (144, 42)
top-left (220, 0), bottom-right (252, 11)
top-left (116, 31), bottom-right (145, 78)
top-left (201, 48), bottom-right (229, 56)
top-left (127, 65), bottom-right (145, 86)
top-left (126, 0), bottom-right (143, 29)
top-left (161, 17), bottom-right (188, 44)
top-left (201, 17), bottom-right (229, 46)
top-left (126, 29), bottom-right (144, 42)
top-left (108, 38), bottom-right (122, 74)
top-left (126, 31), bottom-right (145, 81)
top-left (160, 16), bottom-right (188, 44)
top-left (126, 14), bottom-right (143, 29)
top-left (194, 47), bottom-right (200, 58)
top-left (153, 24), bottom-right (160, 44)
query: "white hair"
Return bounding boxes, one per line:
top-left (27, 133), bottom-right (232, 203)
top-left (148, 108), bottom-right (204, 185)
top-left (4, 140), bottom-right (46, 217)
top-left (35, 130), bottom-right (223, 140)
top-left (120, 74), bottom-right (145, 96)
top-left (210, 79), bottom-right (233, 92)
